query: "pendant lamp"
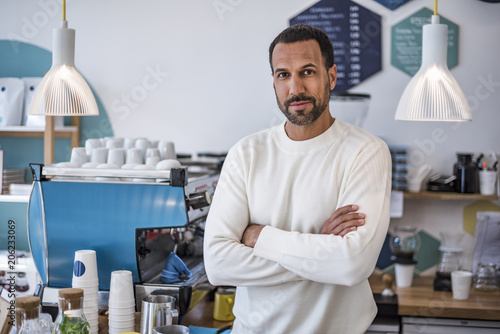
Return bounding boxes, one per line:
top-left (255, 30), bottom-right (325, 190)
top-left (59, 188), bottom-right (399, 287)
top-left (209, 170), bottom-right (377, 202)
top-left (395, 1), bottom-right (471, 122)
top-left (29, 0), bottom-right (98, 116)
top-left (28, 0), bottom-right (97, 165)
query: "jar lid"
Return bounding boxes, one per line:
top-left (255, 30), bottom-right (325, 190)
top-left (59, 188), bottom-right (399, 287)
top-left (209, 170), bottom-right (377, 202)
top-left (59, 288), bottom-right (84, 299)
top-left (16, 296), bottom-right (40, 310)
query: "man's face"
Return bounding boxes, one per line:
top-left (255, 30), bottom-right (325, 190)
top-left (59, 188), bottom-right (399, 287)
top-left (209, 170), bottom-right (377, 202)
top-left (272, 40), bottom-right (336, 126)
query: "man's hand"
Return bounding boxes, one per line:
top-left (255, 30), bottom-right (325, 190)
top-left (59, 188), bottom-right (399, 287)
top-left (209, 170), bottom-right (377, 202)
top-left (241, 224), bottom-right (265, 248)
top-left (320, 204), bottom-right (365, 237)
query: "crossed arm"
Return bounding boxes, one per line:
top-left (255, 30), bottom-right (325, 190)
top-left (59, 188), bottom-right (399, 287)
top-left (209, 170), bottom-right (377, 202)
top-left (241, 204), bottom-right (365, 248)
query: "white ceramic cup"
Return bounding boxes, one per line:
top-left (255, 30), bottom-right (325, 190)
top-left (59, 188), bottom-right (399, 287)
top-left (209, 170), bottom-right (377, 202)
top-left (126, 148), bottom-right (144, 165)
top-left (394, 263), bottom-right (415, 288)
top-left (105, 137), bottom-right (124, 149)
top-left (107, 148), bottom-right (126, 167)
top-left (158, 141), bottom-right (176, 160)
top-left (451, 270), bottom-right (473, 300)
top-left (73, 250), bottom-right (98, 281)
top-left (85, 139), bottom-right (102, 157)
top-left (146, 156), bottom-right (161, 166)
top-left (155, 159), bottom-right (181, 170)
top-left (479, 170), bottom-right (497, 195)
top-left (91, 147), bottom-right (109, 164)
top-left (135, 138), bottom-right (151, 151)
top-left (123, 138), bottom-right (137, 150)
top-left (70, 147), bottom-right (88, 166)
top-left (146, 148), bottom-right (161, 158)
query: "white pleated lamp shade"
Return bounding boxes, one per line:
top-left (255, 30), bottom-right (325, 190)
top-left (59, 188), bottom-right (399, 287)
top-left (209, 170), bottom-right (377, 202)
top-left (395, 15), bottom-right (471, 122)
top-left (29, 21), bottom-right (98, 116)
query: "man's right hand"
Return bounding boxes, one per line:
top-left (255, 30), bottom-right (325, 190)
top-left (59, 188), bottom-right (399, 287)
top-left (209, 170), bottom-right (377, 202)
top-left (320, 205), bottom-right (365, 237)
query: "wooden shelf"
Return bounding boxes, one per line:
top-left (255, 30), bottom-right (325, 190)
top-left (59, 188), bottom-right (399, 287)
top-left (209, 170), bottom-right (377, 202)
top-left (0, 117), bottom-right (81, 164)
top-left (0, 126), bottom-right (78, 137)
top-left (403, 190), bottom-right (498, 201)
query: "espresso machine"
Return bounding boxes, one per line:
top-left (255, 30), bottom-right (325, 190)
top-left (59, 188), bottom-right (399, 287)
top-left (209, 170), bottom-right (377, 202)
top-left (27, 156), bottom-right (222, 317)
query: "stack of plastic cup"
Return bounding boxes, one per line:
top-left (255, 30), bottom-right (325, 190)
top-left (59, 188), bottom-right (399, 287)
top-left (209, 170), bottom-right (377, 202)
top-left (71, 250), bottom-right (99, 334)
top-left (108, 270), bottom-right (136, 334)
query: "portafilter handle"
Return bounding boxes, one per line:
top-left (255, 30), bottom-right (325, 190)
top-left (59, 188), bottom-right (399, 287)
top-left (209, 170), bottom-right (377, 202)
top-left (188, 191), bottom-right (212, 210)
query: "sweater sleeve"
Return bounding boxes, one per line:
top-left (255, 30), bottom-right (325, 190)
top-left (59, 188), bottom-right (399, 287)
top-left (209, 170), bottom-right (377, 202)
top-left (203, 148), bottom-right (303, 287)
top-left (252, 141), bottom-right (392, 286)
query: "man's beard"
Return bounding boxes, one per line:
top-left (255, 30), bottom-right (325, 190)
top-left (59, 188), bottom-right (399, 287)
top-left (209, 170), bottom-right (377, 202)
top-left (276, 81), bottom-right (331, 126)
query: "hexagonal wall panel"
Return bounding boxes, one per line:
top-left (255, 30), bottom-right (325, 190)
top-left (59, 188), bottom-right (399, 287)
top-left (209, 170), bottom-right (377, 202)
top-left (290, 0), bottom-right (382, 92)
top-left (391, 7), bottom-right (459, 76)
top-left (375, 0), bottom-right (410, 11)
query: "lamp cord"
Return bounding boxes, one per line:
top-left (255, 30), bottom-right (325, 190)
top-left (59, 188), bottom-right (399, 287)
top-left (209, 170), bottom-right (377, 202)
top-left (63, 0), bottom-right (66, 21)
top-left (434, 0), bottom-right (438, 15)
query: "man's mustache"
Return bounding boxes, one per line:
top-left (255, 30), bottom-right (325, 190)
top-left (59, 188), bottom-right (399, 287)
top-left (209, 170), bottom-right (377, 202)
top-left (284, 94), bottom-right (316, 108)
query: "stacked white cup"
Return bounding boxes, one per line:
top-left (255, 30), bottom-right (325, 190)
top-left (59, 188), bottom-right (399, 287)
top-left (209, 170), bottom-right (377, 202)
top-left (108, 270), bottom-right (136, 334)
top-left (72, 250), bottom-right (99, 334)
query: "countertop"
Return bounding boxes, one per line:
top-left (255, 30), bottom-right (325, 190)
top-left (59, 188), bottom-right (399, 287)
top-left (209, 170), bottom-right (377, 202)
top-left (369, 274), bottom-right (500, 321)
top-left (183, 274), bottom-right (500, 330)
top-left (96, 274), bottom-right (500, 333)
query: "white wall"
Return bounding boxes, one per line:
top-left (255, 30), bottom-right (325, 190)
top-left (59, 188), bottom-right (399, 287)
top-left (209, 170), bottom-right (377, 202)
top-left (2, 0), bottom-right (499, 272)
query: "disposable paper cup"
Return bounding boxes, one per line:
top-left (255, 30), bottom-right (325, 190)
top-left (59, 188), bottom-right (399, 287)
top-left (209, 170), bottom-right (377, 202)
top-left (73, 250), bottom-right (98, 281)
top-left (108, 299), bottom-right (135, 308)
top-left (108, 318), bottom-right (135, 327)
top-left (109, 270), bottom-right (134, 303)
top-left (451, 270), bottom-right (473, 300)
top-left (79, 286), bottom-right (99, 295)
top-left (108, 313), bottom-right (135, 321)
top-left (479, 170), bottom-right (497, 195)
top-left (108, 305), bottom-right (136, 314)
top-left (395, 263), bottom-right (415, 287)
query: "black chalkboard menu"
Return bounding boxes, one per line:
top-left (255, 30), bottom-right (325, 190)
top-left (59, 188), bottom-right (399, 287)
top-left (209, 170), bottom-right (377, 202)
top-left (290, 0), bottom-right (382, 92)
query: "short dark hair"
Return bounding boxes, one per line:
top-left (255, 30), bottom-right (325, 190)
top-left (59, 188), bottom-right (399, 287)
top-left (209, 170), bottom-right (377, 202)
top-left (269, 24), bottom-right (335, 73)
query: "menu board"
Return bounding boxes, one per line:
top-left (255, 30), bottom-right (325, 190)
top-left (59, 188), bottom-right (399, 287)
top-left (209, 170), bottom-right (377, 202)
top-left (290, 0), bottom-right (382, 92)
top-left (391, 7), bottom-right (459, 76)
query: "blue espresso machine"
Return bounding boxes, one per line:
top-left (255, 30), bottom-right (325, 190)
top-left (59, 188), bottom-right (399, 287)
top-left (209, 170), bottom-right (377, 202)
top-left (27, 161), bottom-right (219, 316)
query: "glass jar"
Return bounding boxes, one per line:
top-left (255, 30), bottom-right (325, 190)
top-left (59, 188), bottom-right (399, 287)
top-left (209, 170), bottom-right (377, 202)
top-left (455, 153), bottom-right (477, 193)
top-left (389, 226), bottom-right (421, 261)
top-left (474, 263), bottom-right (498, 291)
top-left (15, 296), bottom-right (44, 334)
top-left (52, 288), bottom-right (90, 334)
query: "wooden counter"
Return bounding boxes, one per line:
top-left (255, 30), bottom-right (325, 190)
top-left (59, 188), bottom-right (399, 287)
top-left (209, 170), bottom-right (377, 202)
top-left (182, 298), bottom-right (233, 330)
top-left (370, 274), bottom-right (500, 321)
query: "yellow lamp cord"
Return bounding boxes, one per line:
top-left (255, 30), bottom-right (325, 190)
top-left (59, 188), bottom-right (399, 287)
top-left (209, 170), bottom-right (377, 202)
top-left (434, 0), bottom-right (438, 15)
top-left (63, 0), bottom-right (66, 21)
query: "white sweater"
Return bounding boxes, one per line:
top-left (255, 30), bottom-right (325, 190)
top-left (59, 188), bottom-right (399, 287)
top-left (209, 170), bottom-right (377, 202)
top-left (204, 120), bottom-right (392, 334)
